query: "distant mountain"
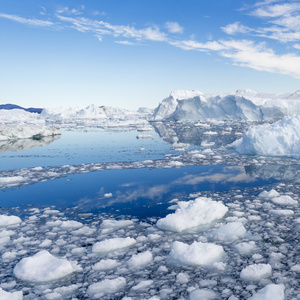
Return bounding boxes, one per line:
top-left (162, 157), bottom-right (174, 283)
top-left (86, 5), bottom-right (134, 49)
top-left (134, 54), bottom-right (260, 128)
top-left (0, 104), bottom-right (43, 114)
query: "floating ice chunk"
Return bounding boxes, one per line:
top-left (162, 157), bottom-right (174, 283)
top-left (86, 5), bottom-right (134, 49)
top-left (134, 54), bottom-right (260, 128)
top-left (87, 277), bottom-right (126, 297)
top-left (0, 236), bottom-right (10, 246)
top-left (136, 135), bottom-right (152, 139)
top-left (131, 280), bottom-right (153, 290)
top-left (0, 215), bottom-right (21, 227)
top-left (0, 176), bottom-right (26, 187)
top-left (13, 250), bottom-right (78, 282)
top-left (72, 226), bottom-right (96, 236)
top-left (101, 219), bottom-right (134, 229)
top-left (0, 230), bottom-right (15, 237)
top-left (169, 241), bottom-right (224, 267)
top-left (234, 241), bottom-right (256, 255)
top-left (248, 284), bottom-right (285, 300)
top-left (176, 272), bottom-right (189, 283)
top-left (259, 190), bottom-right (280, 199)
top-left (240, 264), bottom-right (272, 281)
top-left (203, 131), bottom-right (218, 135)
top-left (0, 288), bottom-right (23, 300)
top-left (60, 220), bottom-right (83, 230)
top-left (39, 239), bottom-right (52, 248)
top-left (92, 237), bottom-right (136, 253)
top-left (169, 161), bottom-right (184, 167)
top-left (271, 196), bottom-right (297, 206)
top-left (291, 264), bottom-right (300, 272)
top-left (156, 197), bottom-right (228, 232)
top-left (189, 288), bottom-right (218, 299)
top-left (93, 259), bottom-right (121, 271)
top-left (48, 284), bottom-right (78, 299)
top-left (270, 209), bottom-right (294, 216)
top-left (211, 222), bottom-right (246, 241)
top-left (46, 220), bottom-right (62, 227)
top-left (127, 251), bottom-right (153, 269)
top-left (2, 251), bottom-right (17, 261)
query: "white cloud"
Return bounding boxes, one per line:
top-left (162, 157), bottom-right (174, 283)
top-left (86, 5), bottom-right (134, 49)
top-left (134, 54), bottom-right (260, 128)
top-left (251, 3), bottom-right (300, 17)
top-left (0, 13), bottom-right (54, 27)
top-left (56, 15), bottom-right (167, 42)
top-left (165, 21), bottom-right (184, 34)
top-left (115, 40), bottom-right (136, 45)
top-left (219, 39), bottom-right (300, 78)
top-left (169, 40), bottom-right (226, 51)
top-left (294, 43), bottom-right (300, 49)
top-left (222, 22), bottom-right (251, 35)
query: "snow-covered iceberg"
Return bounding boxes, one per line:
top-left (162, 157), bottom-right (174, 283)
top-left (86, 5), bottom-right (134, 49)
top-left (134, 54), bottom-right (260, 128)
top-left (40, 104), bottom-right (151, 126)
top-left (151, 89), bottom-right (300, 121)
top-left (233, 115), bottom-right (300, 157)
top-left (0, 123), bottom-right (60, 141)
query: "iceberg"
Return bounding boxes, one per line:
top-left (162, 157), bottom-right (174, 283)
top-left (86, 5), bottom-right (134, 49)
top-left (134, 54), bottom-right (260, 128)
top-left (0, 123), bottom-right (60, 141)
top-left (233, 115), bottom-right (300, 157)
top-left (151, 89), bottom-right (300, 121)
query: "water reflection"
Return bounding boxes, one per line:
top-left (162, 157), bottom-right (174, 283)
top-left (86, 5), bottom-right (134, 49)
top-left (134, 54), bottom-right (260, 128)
top-left (0, 135), bottom-right (61, 153)
top-left (75, 165), bottom-right (270, 216)
top-left (245, 164), bottom-right (300, 183)
top-left (150, 121), bottom-right (247, 150)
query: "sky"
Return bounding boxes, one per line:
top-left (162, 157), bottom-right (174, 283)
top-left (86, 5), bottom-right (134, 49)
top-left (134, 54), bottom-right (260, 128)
top-left (0, 0), bottom-right (300, 110)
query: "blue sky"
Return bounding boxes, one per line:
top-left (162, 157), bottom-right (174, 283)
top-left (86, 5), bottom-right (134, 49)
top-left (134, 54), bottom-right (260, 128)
top-left (1, 0), bottom-right (300, 109)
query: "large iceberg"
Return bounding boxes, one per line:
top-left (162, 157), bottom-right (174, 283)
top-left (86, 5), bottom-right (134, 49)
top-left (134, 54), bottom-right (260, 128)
top-left (0, 123), bottom-right (60, 141)
top-left (151, 89), bottom-right (300, 121)
top-left (233, 115), bottom-right (300, 157)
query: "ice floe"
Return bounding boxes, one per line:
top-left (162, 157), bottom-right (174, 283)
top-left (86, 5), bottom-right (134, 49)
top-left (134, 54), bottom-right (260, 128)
top-left (13, 250), bottom-right (80, 282)
top-left (156, 197), bottom-right (228, 232)
top-left (92, 237), bottom-right (136, 253)
top-left (169, 241), bottom-right (224, 267)
top-left (248, 284), bottom-right (285, 300)
top-left (0, 288), bottom-right (23, 300)
top-left (0, 215), bottom-right (22, 227)
top-left (87, 277), bottom-right (126, 298)
top-left (240, 263), bottom-right (272, 281)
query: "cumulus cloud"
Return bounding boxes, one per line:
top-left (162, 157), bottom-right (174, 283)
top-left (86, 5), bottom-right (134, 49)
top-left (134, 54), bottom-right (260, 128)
top-left (165, 21), bottom-right (184, 34)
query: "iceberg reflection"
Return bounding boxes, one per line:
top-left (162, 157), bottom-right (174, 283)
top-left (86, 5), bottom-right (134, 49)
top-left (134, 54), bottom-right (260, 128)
top-left (0, 135), bottom-right (61, 153)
